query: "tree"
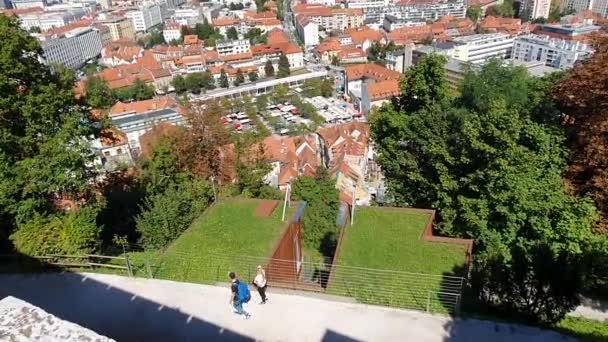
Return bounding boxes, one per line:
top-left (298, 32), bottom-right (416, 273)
top-left (138, 31), bottom-right (165, 48)
top-left (277, 54), bottom-right (290, 78)
top-left (292, 167), bottom-right (340, 256)
top-left (271, 84), bottom-right (289, 104)
top-left (466, 5), bottom-right (483, 22)
top-left (371, 54), bottom-right (598, 323)
top-left (255, 94), bottom-right (268, 112)
top-left (11, 207), bottom-right (100, 256)
top-left (112, 78), bottom-right (155, 101)
top-left (234, 68), bottom-right (245, 86)
top-left (84, 75), bottom-right (113, 108)
top-left (28, 26), bottom-right (41, 33)
top-left (320, 77), bottom-right (334, 97)
top-left (264, 59), bottom-right (274, 77)
top-left (255, 0), bottom-right (268, 12)
top-left (137, 178), bottom-right (213, 249)
top-left (171, 74), bottom-right (187, 94)
top-left (248, 71), bottom-right (259, 82)
top-left (219, 69), bottom-right (229, 88)
top-left (486, 0), bottom-right (515, 17)
top-left (245, 28), bottom-right (267, 44)
top-left (555, 36), bottom-right (608, 232)
top-left (0, 16), bottom-right (102, 251)
top-left (202, 71), bottom-right (215, 90)
top-left (331, 55), bottom-right (340, 66)
top-left (226, 27), bottom-right (239, 40)
top-left (185, 72), bottom-right (204, 94)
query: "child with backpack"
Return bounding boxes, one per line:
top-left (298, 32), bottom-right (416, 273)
top-left (228, 271), bottom-right (251, 319)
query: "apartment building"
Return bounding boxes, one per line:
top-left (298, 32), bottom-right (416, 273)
top-left (39, 26), bottom-right (102, 69)
top-left (450, 33), bottom-right (515, 64)
top-left (11, 0), bottom-right (46, 9)
top-left (560, 0), bottom-right (608, 17)
top-left (295, 15), bottom-right (320, 47)
top-left (99, 0), bottom-right (111, 10)
top-left (18, 9), bottom-right (87, 31)
top-left (293, 4), bottom-right (364, 31)
top-left (344, 0), bottom-right (388, 9)
top-left (163, 22), bottom-right (181, 42)
top-left (109, 97), bottom-right (185, 153)
top-left (126, 4), bottom-right (163, 32)
top-left (215, 39), bottom-right (251, 56)
top-left (364, 0), bottom-right (465, 24)
top-left (511, 34), bottom-right (593, 69)
top-left (385, 44), bottom-right (414, 73)
top-left (173, 7), bottom-right (202, 26)
top-left (96, 16), bottom-right (136, 41)
top-left (520, 0), bottom-right (551, 20)
top-left (535, 22), bottom-right (601, 40)
top-left (382, 15), bottom-right (426, 31)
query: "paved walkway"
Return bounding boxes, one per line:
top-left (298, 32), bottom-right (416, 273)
top-left (0, 273), bottom-right (576, 342)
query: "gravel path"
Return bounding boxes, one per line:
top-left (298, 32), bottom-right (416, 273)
top-left (0, 273), bottom-right (577, 342)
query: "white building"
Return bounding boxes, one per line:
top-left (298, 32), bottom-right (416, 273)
top-left (295, 15), bottom-right (319, 48)
top-left (364, 0), bottom-right (465, 24)
top-left (215, 39), bottom-right (251, 56)
top-left (173, 7), bottom-right (202, 26)
top-left (18, 9), bottom-right (87, 31)
top-left (99, 0), bottom-right (111, 10)
top-left (511, 34), bottom-right (593, 69)
top-left (38, 26), bottom-right (102, 69)
top-left (306, 0), bottom-right (336, 5)
top-left (125, 4), bottom-right (163, 32)
top-left (450, 33), bottom-right (515, 64)
top-left (163, 22), bottom-right (181, 42)
top-left (344, 0), bottom-right (387, 9)
top-left (382, 15), bottom-right (426, 32)
top-left (560, 0), bottom-right (608, 17)
top-left (11, 0), bottom-right (46, 9)
top-left (520, 0), bottom-right (551, 19)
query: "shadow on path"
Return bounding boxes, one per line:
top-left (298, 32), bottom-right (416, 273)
top-left (0, 257), bottom-right (254, 342)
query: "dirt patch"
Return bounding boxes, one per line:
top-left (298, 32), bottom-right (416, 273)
top-left (254, 200), bottom-right (279, 217)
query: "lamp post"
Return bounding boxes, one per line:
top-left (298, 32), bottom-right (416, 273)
top-left (281, 180), bottom-right (291, 221)
top-left (350, 184), bottom-right (356, 226)
top-left (210, 176), bottom-right (217, 203)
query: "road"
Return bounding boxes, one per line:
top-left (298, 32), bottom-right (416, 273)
top-left (0, 272), bottom-right (576, 342)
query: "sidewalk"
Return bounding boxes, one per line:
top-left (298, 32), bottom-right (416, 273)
top-left (0, 273), bottom-right (576, 342)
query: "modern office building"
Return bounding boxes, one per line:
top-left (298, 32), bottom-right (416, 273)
top-left (96, 15), bottom-right (136, 41)
top-left (450, 33), bottom-right (515, 64)
top-left (125, 4), bottom-right (163, 32)
top-left (511, 34), bottom-right (593, 69)
top-left (215, 39), bottom-right (251, 56)
top-left (38, 26), bottom-right (103, 69)
top-left (519, 0), bottom-right (551, 20)
top-left (10, 0), bottom-right (46, 9)
top-left (363, 0), bottom-right (466, 24)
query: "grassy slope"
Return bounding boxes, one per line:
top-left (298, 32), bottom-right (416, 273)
top-left (330, 207), bottom-right (467, 312)
top-left (134, 200), bottom-right (291, 284)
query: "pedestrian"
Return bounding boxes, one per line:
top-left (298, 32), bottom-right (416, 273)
top-left (253, 265), bottom-right (268, 304)
top-left (228, 271), bottom-right (251, 319)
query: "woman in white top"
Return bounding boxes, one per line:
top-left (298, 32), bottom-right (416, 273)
top-left (253, 265), bottom-right (268, 304)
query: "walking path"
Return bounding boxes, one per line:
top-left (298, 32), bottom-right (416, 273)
top-left (0, 273), bottom-right (576, 342)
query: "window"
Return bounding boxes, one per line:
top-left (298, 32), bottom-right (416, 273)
top-left (104, 151), bottom-right (110, 157)
top-left (117, 148), bottom-right (123, 155)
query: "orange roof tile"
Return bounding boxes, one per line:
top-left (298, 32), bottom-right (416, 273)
top-left (212, 17), bottom-right (241, 26)
top-left (345, 63), bottom-right (401, 82)
top-left (267, 28), bottom-right (289, 43)
top-left (222, 52), bottom-right (254, 62)
top-left (110, 97), bottom-right (177, 116)
top-left (183, 35), bottom-right (199, 45)
top-left (338, 47), bottom-right (367, 59)
top-left (344, 27), bottom-right (384, 44)
top-left (366, 80), bottom-right (400, 101)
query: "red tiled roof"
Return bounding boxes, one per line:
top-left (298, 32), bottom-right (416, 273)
top-left (267, 28), bottom-right (289, 43)
top-left (222, 52), bottom-right (254, 62)
top-left (45, 19), bottom-right (93, 35)
top-left (344, 27), bottom-right (384, 44)
top-left (110, 96), bottom-right (177, 116)
top-left (212, 17), bottom-right (241, 26)
top-left (366, 80), bottom-right (400, 101)
top-left (345, 63), bottom-right (401, 82)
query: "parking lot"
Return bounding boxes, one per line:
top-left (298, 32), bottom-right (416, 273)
top-left (304, 96), bottom-right (361, 124)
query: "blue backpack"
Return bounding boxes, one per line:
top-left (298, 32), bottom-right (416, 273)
top-left (236, 280), bottom-right (251, 302)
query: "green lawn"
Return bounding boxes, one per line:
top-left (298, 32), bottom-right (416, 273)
top-left (129, 200), bottom-right (292, 284)
top-left (329, 207), bottom-right (467, 312)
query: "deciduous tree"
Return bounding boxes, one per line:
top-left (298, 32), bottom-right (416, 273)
top-left (277, 54), bottom-right (290, 78)
top-left (264, 59), bottom-right (275, 77)
top-left (84, 75), bottom-right (113, 108)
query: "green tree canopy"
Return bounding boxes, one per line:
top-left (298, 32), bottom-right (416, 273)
top-left (226, 27), bottom-right (239, 40)
top-left (264, 59), bottom-right (275, 77)
top-left (277, 54), bottom-right (290, 78)
top-left (371, 54), bottom-right (598, 323)
top-left (219, 69), bottom-right (229, 88)
top-left (234, 68), bottom-right (245, 86)
top-left (248, 70), bottom-right (259, 82)
top-left (171, 74), bottom-right (187, 94)
top-left (0, 16), bottom-right (102, 251)
top-left (84, 75), bottom-right (113, 108)
top-left (466, 5), bottom-right (483, 21)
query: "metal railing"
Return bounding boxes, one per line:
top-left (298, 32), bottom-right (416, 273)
top-left (126, 251), bottom-right (465, 314)
top-left (2, 249), bottom-right (465, 314)
top-left (0, 254), bottom-right (133, 277)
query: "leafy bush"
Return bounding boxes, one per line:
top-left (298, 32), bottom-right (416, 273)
top-left (136, 179), bottom-right (213, 249)
top-left (11, 207), bottom-right (100, 256)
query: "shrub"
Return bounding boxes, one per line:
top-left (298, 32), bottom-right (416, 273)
top-left (136, 179), bottom-right (213, 249)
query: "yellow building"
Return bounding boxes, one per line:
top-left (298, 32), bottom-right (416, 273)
top-left (97, 16), bottom-right (135, 41)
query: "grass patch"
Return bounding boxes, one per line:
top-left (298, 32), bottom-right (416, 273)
top-left (141, 199), bottom-right (292, 284)
top-left (556, 316), bottom-right (608, 341)
top-left (329, 207), bottom-right (467, 312)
